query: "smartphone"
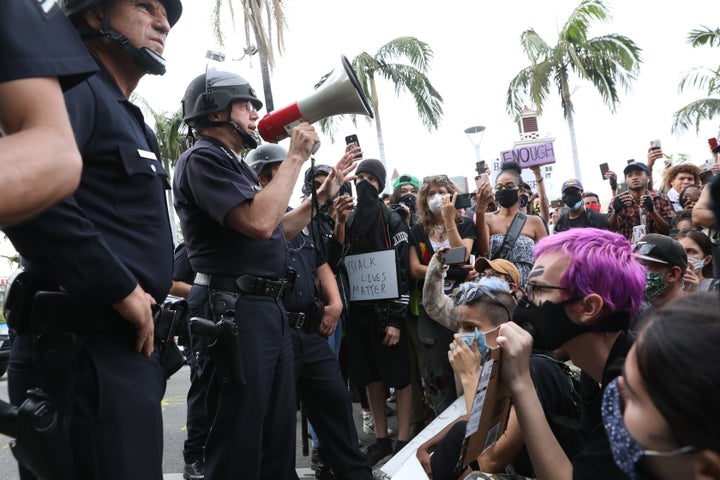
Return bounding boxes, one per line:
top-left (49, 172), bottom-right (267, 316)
top-left (345, 134), bottom-right (359, 147)
top-left (650, 139), bottom-right (662, 150)
top-left (441, 246), bottom-right (467, 266)
top-left (475, 160), bottom-right (486, 175)
top-left (600, 162), bottom-right (609, 180)
top-left (700, 170), bottom-right (714, 185)
top-left (454, 193), bottom-right (472, 209)
top-left (550, 199), bottom-right (563, 209)
top-left (709, 137), bottom-right (720, 153)
top-left (475, 173), bottom-right (489, 188)
top-left (626, 159), bottom-right (635, 165)
top-left (617, 182), bottom-right (629, 194)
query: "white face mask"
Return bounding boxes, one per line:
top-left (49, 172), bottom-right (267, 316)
top-left (688, 256), bottom-right (706, 273)
top-left (428, 193), bottom-right (444, 214)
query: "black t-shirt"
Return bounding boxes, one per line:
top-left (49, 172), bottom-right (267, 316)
top-left (409, 218), bottom-right (477, 285)
top-left (572, 329), bottom-right (634, 480)
top-left (173, 243), bottom-right (194, 285)
top-left (554, 209), bottom-right (610, 233)
top-left (511, 353), bottom-right (585, 477)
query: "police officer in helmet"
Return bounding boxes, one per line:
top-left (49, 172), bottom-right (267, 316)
top-left (3, 0), bottom-right (182, 479)
top-left (174, 69), bottom-right (356, 479)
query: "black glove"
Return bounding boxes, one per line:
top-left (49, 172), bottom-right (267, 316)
top-left (642, 195), bottom-right (655, 212)
top-left (609, 173), bottom-right (618, 191)
top-left (612, 195), bottom-right (626, 213)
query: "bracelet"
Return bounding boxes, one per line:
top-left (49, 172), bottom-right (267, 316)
top-left (535, 178), bottom-right (543, 183)
top-left (446, 227), bottom-right (457, 233)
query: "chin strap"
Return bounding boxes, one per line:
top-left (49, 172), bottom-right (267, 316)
top-left (227, 120), bottom-right (258, 150)
top-left (100, 2), bottom-right (167, 75)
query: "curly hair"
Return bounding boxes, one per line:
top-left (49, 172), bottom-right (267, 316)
top-left (660, 164), bottom-right (701, 193)
top-left (417, 176), bottom-right (464, 236)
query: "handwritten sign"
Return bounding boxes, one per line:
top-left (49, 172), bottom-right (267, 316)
top-left (344, 250), bottom-right (399, 302)
top-left (500, 141), bottom-right (556, 168)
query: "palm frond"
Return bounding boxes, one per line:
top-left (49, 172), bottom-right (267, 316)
top-left (687, 26), bottom-right (720, 48)
top-left (672, 98), bottom-right (720, 134)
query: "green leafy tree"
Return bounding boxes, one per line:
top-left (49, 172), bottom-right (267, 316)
top-left (315, 36), bottom-right (443, 169)
top-left (506, 0), bottom-right (642, 182)
top-left (672, 26), bottom-right (720, 134)
top-left (212, 0), bottom-right (287, 112)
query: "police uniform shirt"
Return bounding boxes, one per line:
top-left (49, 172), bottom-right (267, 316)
top-left (173, 135), bottom-right (288, 279)
top-left (2, 0), bottom-right (97, 88)
top-left (4, 62), bottom-right (174, 305)
top-left (284, 220), bottom-right (328, 313)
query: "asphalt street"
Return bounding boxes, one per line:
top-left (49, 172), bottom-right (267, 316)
top-left (0, 365), bottom-right (393, 479)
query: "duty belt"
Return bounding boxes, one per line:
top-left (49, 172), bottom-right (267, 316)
top-left (195, 273), bottom-right (288, 300)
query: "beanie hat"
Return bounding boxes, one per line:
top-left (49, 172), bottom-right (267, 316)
top-left (355, 159), bottom-right (386, 189)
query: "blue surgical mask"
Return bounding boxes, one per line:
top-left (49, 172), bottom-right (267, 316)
top-left (457, 326), bottom-right (495, 356)
top-left (688, 256), bottom-right (705, 273)
top-left (601, 378), bottom-right (697, 480)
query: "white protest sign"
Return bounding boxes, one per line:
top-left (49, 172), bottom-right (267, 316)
top-left (344, 250), bottom-right (399, 302)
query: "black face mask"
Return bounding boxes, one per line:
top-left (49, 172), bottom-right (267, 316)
top-left (512, 296), bottom-right (629, 351)
top-left (400, 193), bottom-right (417, 211)
top-left (495, 189), bottom-right (519, 208)
top-left (562, 192), bottom-right (583, 210)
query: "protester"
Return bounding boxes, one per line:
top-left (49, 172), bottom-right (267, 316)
top-left (602, 293), bottom-right (720, 480)
top-left (416, 272), bottom-right (583, 479)
top-left (632, 233), bottom-right (687, 315)
top-left (676, 229), bottom-right (717, 292)
top-left (475, 162), bottom-right (547, 285)
top-left (335, 158), bottom-right (413, 466)
top-left (609, 161), bottom-right (673, 241)
top-left (553, 179), bottom-right (609, 233)
top-left (410, 175), bottom-right (476, 415)
top-left (496, 228), bottom-right (646, 479)
top-left (389, 173), bottom-right (421, 226)
top-left (659, 163), bottom-right (701, 212)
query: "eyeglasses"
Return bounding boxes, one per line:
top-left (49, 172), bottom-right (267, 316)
top-left (236, 101), bottom-right (256, 112)
top-left (423, 175), bottom-right (450, 184)
top-left (525, 282), bottom-right (572, 302)
top-left (495, 182), bottom-right (519, 191)
top-left (454, 284), bottom-right (512, 321)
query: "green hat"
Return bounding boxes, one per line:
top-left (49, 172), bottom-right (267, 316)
top-left (392, 174), bottom-right (421, 190)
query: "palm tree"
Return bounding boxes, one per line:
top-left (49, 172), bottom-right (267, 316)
top-left (212, 0), bottom-right (287, 112)
top-left (315, 36), bottom-right (443, 169)
top-left (131, 95), bottom-right (188, 172)
top-left (506, 0), bottom-right (642, 183)
top-left (672, 26), bottom-right (720, 134)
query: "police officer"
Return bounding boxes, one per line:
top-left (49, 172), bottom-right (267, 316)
top-left (247, 144), bottom-right (372, 480)
top-left (174, 68), bottom-right (338, 479)
top-left (0, 0), bottom-right (97, 225)
top-left (3, 0), bottom-right (182, 478)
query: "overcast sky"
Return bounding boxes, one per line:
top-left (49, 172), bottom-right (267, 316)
top-left (137, 0), bottom-right (719, 201)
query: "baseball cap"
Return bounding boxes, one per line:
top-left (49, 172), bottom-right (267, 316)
top-left (392, 174), bottom-right (421, 191)
top-left (474, 257), bottom-right (521, 286)
top-left (633, 234), bottom-right (688, 273)
top-left (623, 162), bottom-right (650, 176)
top-left (561, 179), bottom-right (583, 192)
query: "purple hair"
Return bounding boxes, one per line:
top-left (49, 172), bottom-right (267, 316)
top-left (534, 228), bottom-right (645, 314)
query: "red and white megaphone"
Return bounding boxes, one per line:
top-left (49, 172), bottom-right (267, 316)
top-left (258, 55), bottom-right (374, 152)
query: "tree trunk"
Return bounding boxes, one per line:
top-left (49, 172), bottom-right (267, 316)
top-left (566, 107), bottom-right (581, 184)
top-left (252, 24), bottom-right (274, 112)
top-left (368, 76), bottom-right (390, 192)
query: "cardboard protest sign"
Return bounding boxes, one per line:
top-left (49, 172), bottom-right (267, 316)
top-left (461, 346), bottom-right (512, 467)
top-left (344, 249), bottom-right (399, 301)
top-left (500, 141), bottom-right (556, 169)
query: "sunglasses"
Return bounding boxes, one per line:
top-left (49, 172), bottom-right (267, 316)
top-left (423, 175), bottom-right (450, 184)
top-left (454, 284), bottom-right (512, 321)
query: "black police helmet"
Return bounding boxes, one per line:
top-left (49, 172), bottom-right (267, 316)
top-left (302, 164), bottom-right (332, 197)
top-left (245, 144), bottom-right (287, 176)
top-left (182, 70), bottom-right (263, 129)
top-left (61, 0), bottom-right (183, 27)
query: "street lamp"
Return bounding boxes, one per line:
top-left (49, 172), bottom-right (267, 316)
top-left (464, 125), bottom-right (486, 164)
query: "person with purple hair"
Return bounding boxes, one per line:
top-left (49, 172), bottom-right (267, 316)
top-left (496, 228), bottom-right (646, 480)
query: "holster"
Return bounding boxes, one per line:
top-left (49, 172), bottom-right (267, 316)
top-left (0, 389), bottom-right (75, 480)
top-left (189, 315), bottom-right (245, 387)
top-left (153, 296), bottom-right (189, 379)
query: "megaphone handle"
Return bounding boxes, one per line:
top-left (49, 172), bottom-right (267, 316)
top-left (311, 141), bottom-right (321, 154)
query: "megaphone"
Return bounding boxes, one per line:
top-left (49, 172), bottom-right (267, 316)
top-left (258, 55), bottom-right (374, 151)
